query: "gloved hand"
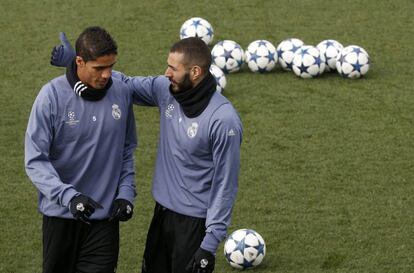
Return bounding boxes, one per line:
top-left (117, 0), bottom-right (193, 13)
top-left (50, 32), bottom-right (76, 67)
top-left (109, 199), bottom-right (134, 222)
top-left (69, 194), bottom-right (103, 224)
top-left (186, 248), bottom-right (215, 273)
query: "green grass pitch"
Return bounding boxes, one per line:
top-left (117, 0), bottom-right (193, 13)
top-left (0, 0), bottom-right (413, 272)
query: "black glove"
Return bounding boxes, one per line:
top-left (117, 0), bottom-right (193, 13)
top-left (109, 199), bottom-right (134, 222)
top-left (50, 32), bottom-right (76, 67)
top-left (69, 194), bottom-right (103, 224)
top-left (186, 248), bottom-right (215, 273)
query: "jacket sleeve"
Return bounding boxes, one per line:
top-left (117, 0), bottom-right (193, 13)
top-left (115, 102), bottom-right (137, 203)
top-left (111, 71), bottom-right (170, 107)
top-left (201, 105), bottom-right (243, 254)
top-left (24, 85), bottom-right (78, 207)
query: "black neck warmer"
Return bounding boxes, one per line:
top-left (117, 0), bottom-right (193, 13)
top-left (170, 72), bottom-right (216, 118)
top-left (66, 59), bottom-right (112, 101)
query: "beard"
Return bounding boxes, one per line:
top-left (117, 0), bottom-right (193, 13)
top-left (171, 72), bottom-right (193, 93)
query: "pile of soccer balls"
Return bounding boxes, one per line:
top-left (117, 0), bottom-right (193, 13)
top-left (180, 17), bottom-right (371, 93)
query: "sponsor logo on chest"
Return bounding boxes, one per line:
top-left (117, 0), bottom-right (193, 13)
top-left (187, 122), bottom-right (199, 138)
top-left (65, 111), bottom-right (80, 126)
top-left (165, 104), bottom-right (175, 119)
top-left (112, 104), bottom-right (121, 120)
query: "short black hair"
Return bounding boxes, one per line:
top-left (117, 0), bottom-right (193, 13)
top-left (75, 26), bottom-right (117, 62)
top-left (170, 37), bottom-right (212, 73)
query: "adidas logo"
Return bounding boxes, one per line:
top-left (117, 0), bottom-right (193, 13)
top-left (228, 129), bottom-right (236, 136)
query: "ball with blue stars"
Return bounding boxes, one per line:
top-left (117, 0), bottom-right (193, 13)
top-left (336, 45), bottom-right (370, 79)
top-left (317, 39), bottom-right (344, 72)
top-left (211, 40), bottom-right (245, 74)
top-left (224, 228), bottom-right (266, 270)
top-left (179, 17), bottom-right (214, 45)
top-left (276, 38), bottom-right (304, 71)
top-left (292, 45), bottom-right (326, 78)
top-left (245, 40), bottom-right (277, 73)
top-left (209, 64), bottom-right (227, 93)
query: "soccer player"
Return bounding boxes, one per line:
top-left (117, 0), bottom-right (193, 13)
top-left (25, 26), bottom-right (137, 273)
top-left (51, 35), bottom-right (243, 273)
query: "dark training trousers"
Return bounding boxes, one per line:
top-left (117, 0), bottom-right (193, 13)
top-left (42, 216), bottom-right (119, 273)
top-left (142, 203), bottom-right (206, 273)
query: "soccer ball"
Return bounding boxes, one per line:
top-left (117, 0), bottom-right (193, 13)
top-left (336, 45), bottom-right (370, 79)
top-left (276, 38), bottom-right (304, 71)
top-left (211, 40), bottom-right (244, 74)
top-left (292, 45), bottom-right (326, 78)
top-left (224, 229), bottom-right (266, 270)
top-left (209, 64), bottom-right (227, 93)
top-left (245, 40), bottom-right (277, 73)
top-left (316, 39), bottom-right (344, 72)
top-left (179, 17), bottom-right (214, 45)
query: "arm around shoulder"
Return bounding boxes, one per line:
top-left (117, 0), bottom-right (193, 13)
top-left (112, 71), bottom-right (171, 107)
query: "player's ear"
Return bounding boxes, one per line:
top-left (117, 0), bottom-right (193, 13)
top-left (190, 65), bottom-right (202, 81)
top-left (76, 56), bottom-right (86, 67)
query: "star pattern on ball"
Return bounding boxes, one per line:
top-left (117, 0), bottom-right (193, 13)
top-left (299, 48), bottom-right (309, 56)
top-left (314, 55), bottom-right (322, 66)
top-left (191, 19), bottom-right (202, 28)
top-left (257, 40), bottom-right (267, 47)
top-left (206, 27), bottom-right (213, 38)
top-left (352, 47), bottom-right (362, 54)
top-left (266, 51), bottom-right (276, 61)
top-left (180, 28), bottom-right (187, 38)
top-left (277, 48), bottom-right (284, 59)
top-left (291, 44), bottom-right (301, 53)
top-left (337, 54), bottom-right (346, 64)
top-left (352, 60), bottom-right (362, 72)
top-left (298, 62), bottom-right (309, 74)
top-left (224, 248), bottom-right (234, 261)
top-left (324, 40), bottom-right (334, 48)
top-left (232, 237), bottom-right (251, 267)
top-left (249, 51), bottom-right (260, 62)
top-left (221, 66), bottom-right (230, 74)
top-left (221, 48), bottom-right (233, 62)
top-left (241, 258), bottom-right (255, 269)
